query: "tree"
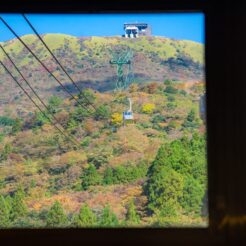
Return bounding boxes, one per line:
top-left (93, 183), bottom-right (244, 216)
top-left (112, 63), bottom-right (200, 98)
top-left (72, 204), bottom-right (97, 227)
top-left (151, 114), bottom-right (166, 124)
top-left (165, 102), bottom-right (177, 111)
top-left (46, 201), bottom-right (67, 227)
top-left (145, 134), bottom-right (206, 217)
top-left (94, 105), bottom-right (110, 120)
top-left (88, 151), bottom-right (109, 168)
top-left (66, 118), bottom-right (78, 132)
top-left (76, 89), bottom-right (96, 107)
top-left (179, 176), bottom-right (205, 215)
top-left (187, 109), bottom-right (196, 122)
top-left (163, 79), bottom-right (172, 86)
top-left (125, 199), bottom-right (140, 225)
top-left (34, 111), bottom-right (50, 127)
top-left (0, 143), bottom-right (13, 162)
top-left (142, 103), bottom-right (156, 114)
top-left (47, 96), bottom-right (62, 114)
top-left (10, 186), bottom-right (27, 221)
top-left (99, 205), bottom-right (119, 227)
top-left (0, 196), bottom-right (11, 227)
top-left (182, 109), bottom-right (199, 128)
top-left (81, 164), bottom-right (102, 190)
top-left (146, 166), bottom-right (184, 216)
top-left (164, 85), bottom-right (178, 94)
top-left (111, 112), bottom-right (123, 126)
top-left (71, 107), bottom-right (90, 122)
top-left (0, 116), bottom-right (15, 126)
top-left (11, 118), bottom-right (22, 135)
top-left (103, 167), bottom-right (114, 185)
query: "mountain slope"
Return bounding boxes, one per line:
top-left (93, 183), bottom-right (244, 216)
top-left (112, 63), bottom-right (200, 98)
top-left (0, 34), bottom-right (204, 115)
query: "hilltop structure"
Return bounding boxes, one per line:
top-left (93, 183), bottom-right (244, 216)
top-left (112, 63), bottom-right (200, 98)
top-left (123, 23), bottom-right (151, 38)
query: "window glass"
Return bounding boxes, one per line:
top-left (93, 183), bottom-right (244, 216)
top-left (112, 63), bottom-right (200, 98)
top-left (0, 13), bottom-right (206, 228)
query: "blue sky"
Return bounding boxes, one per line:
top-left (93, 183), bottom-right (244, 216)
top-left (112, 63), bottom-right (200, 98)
top-left (0, 13), bottom-right (204, 43)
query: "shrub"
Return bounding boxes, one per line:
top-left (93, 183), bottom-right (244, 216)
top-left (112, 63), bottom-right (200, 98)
top-left (47, 96), bottom-right (62, 114)
top-left (0, 116), bottom-right (15, 126)
top-left (81, 164), bottom-right (102, 190)
top-left (151, 114), bottom-right (166, 124)
top-left (111, 112), bottom-right (123, 126)
top-left (165, 102), bottom-right (177, 111)
top-left (71, 107), bottom-right (91, 122)
top-left (94, 105), bottom-right (110, 120)
top-left (33, 111), bottom-right (50, 127)
top-left (142, 103), bottom-right (156, 114)
top-left (0, 143), bottom-right (13, 162)
top-left (88, 152), bottom-right (109, 169)
top-left (80, 136), bottom-right (91, 147)
top-left (182, 109), bottom-right (199, 128)
top-left (76, 89), bottom-right (96, 107)
top-left (167, 95), bottom-right (175, 102)
top-left (163, 79), bottom-right (172, 86)
top-left (103, 161), bottom-right (148, 185)
top-left (164, 85), bottom-right (178, 94)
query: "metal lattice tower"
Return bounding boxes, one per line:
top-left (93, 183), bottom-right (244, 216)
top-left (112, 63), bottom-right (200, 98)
top-left (109, 48), bottom-right (133, 91)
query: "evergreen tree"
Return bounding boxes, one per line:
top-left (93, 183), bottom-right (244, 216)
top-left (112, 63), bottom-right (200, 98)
top-left (72, 107), bottom-right (90, 122)
top-left (180, 176), bottom-right (205, 215)
top-left (163, 79), bottom-right (172, 86)
top-left (46, 201), bottom-right (67, 227)
top-left (182, 109), bottom-right (199, 128)
top-left (145, 134), bottom-right (206, 217)
top-left (72, 204), bottom-right (97, 227)
top-left (0, 143), bottom-right (12, 162)
top-left (103, 167), bottom-right (114, 185)
top-left (164, 85), bottom-right (178, 94)
top-left (99, 205), bottom-right (119, 227)
top-left (146, 166), bottom-right (184, 216)
top-left (11, 118), bottom-right (22, 135)
top-left (47, 96), bottom-right (62, 114)
top-left (77, 89), bottom-right (96, 107)
top-left (5, 195), bottom-right (12, 212)
top-left (10, 186), bottom-right (27, 221)
top-left (0, 195), bottom-right (11, 227)
top-left (81, 164), bottom-right (102, 190)
top-left (94, 105), bottom-right (110, 120)
top-left (125, 199), bottom-right (140, 225)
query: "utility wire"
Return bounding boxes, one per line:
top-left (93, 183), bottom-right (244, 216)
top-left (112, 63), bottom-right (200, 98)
top-left (0, 44), bottom-right (81, 147)
top-left (22, 14), bottom-right (97, 111)
top-left (0, 60), bottom-right (81, 148)
top-left (0, 16), bottom-right (93, 114)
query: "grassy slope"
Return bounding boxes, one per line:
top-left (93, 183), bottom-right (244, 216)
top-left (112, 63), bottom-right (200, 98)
top-left (0, 34), bottom-right (204, 64)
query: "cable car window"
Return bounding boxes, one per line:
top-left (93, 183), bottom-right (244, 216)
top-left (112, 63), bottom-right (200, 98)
top-left (0, 12), bottom-right (206, 228)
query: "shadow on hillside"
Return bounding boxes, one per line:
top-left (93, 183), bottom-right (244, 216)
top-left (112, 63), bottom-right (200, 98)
top-left (47, 73), bottom-right (150, 94)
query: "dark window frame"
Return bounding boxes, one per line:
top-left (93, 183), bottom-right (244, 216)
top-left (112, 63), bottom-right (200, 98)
top-left (1, 0), bottom-right (246, 245)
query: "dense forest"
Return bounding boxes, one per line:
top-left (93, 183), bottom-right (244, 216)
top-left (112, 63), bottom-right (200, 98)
top-left (0, 35), bottom-right (206, 227)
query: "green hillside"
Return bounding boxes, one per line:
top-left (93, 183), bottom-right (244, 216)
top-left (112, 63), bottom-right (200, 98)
top-left (0, 82), bottom-right (207, 228)
top-left (0, 34), bottom-right (206, 228)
